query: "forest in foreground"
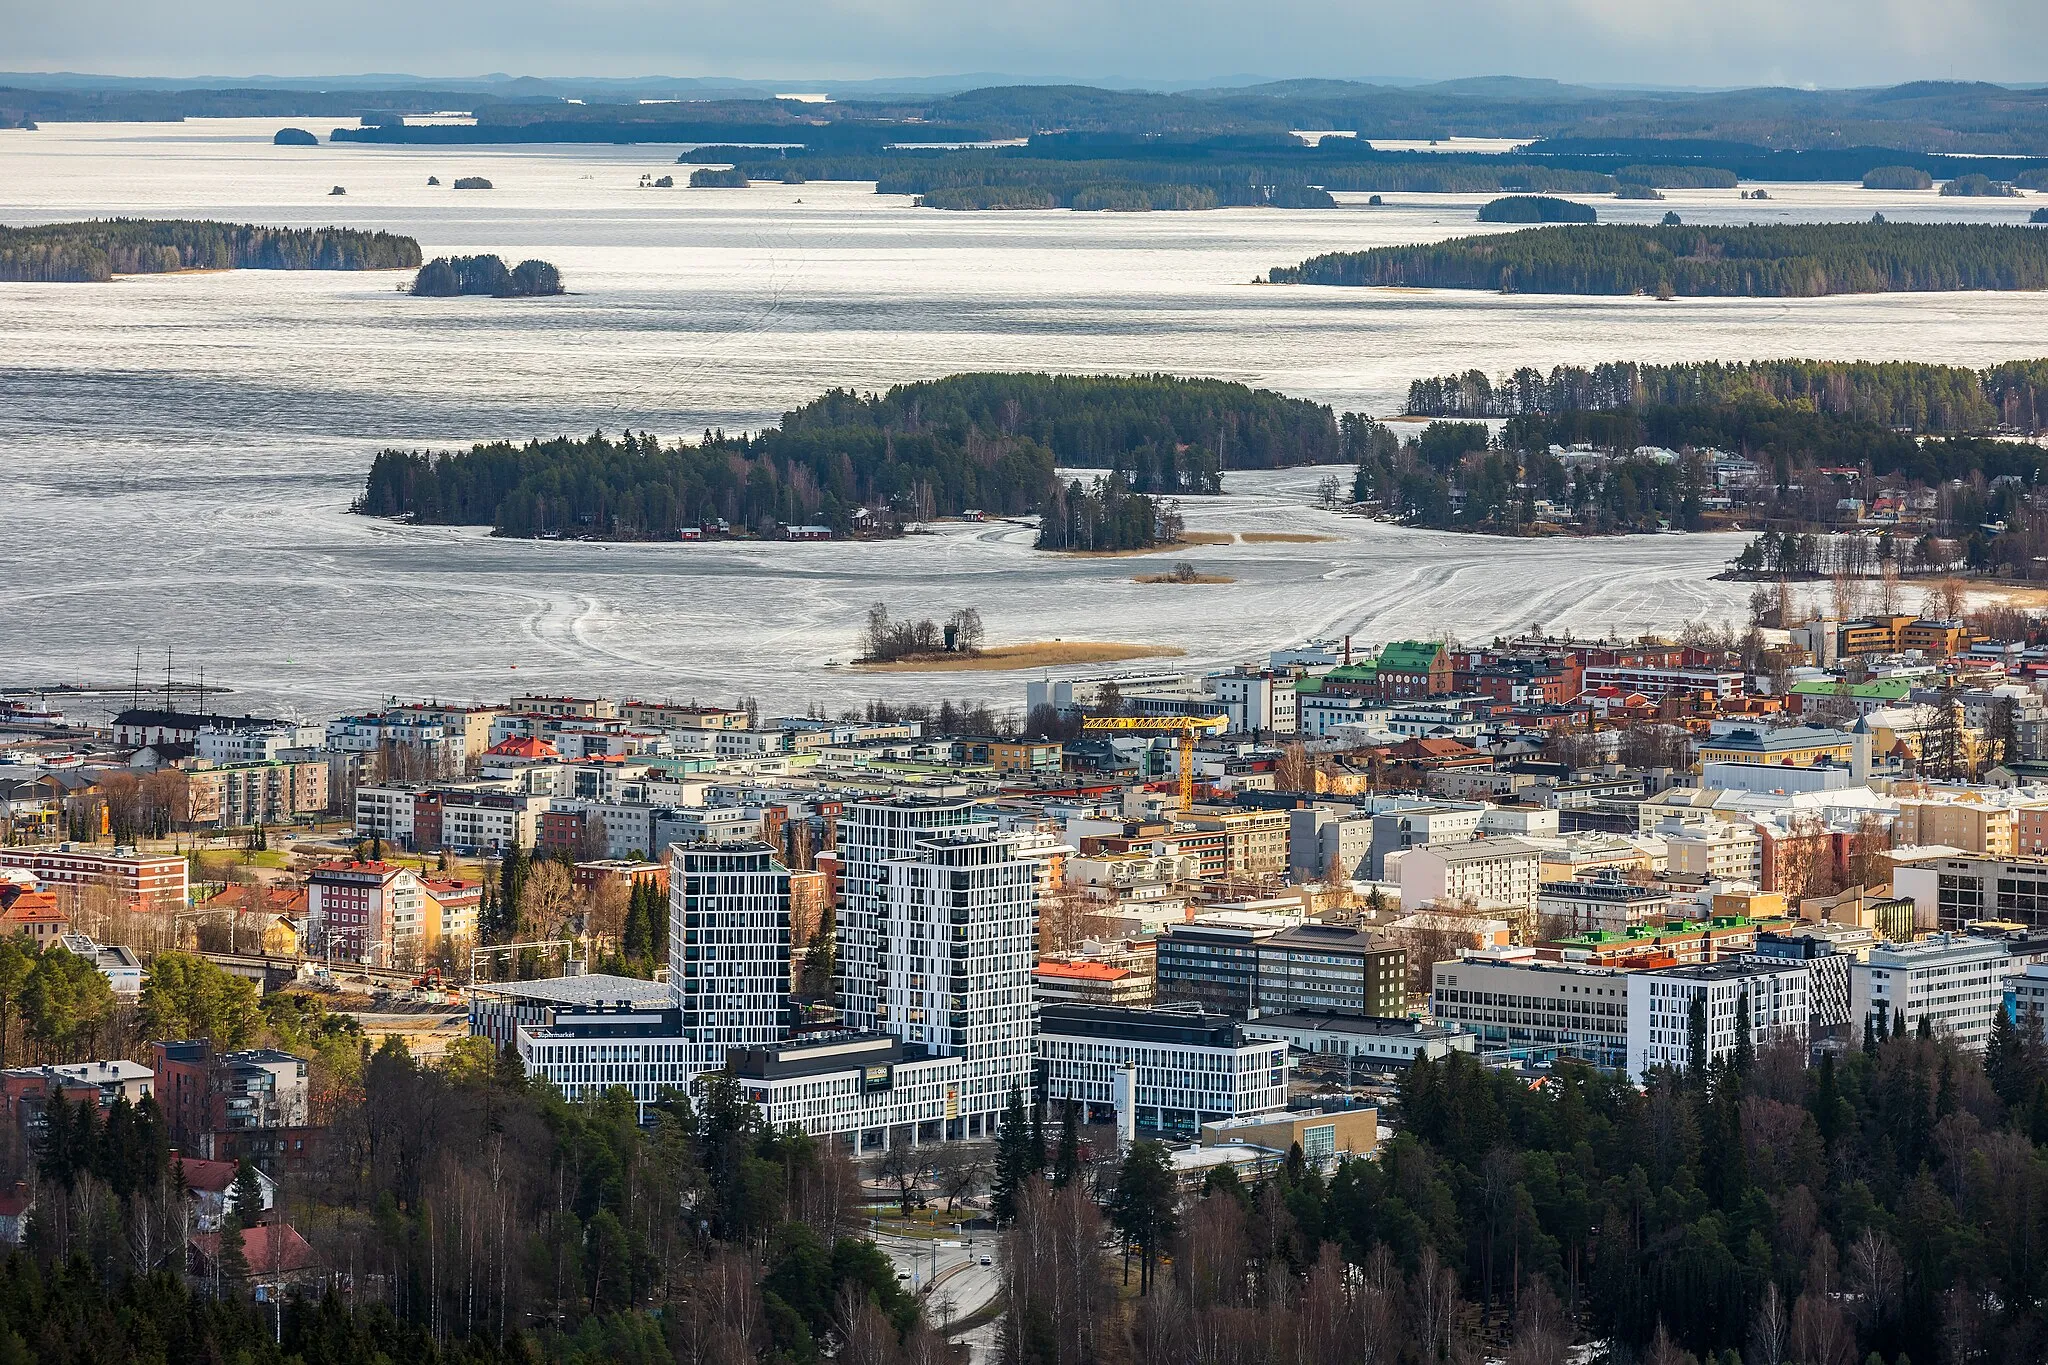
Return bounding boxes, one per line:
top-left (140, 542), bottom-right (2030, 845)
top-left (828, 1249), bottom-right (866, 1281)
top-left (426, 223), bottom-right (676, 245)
top-left (1267, 223), bottom-right (2048, 297)
top-left (0, 218), bottom-right (421, 282)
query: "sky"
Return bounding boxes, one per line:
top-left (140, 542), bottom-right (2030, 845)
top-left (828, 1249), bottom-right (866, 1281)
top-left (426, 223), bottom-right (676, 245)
top-left (6, 0), bottom-right (2046, 90)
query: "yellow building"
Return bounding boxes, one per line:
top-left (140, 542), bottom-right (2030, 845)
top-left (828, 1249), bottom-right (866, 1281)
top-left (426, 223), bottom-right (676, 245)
top-left (1894, 797), bottom-right (2016, 857)
top-left (1183, 808), bottom-right (1293, 876)
top-left (1696, 726), bottom-right (1854, 768)
top-left (260, 916), bottom-right (302, 957)
top-left (1900, 620), bottom-right (1972, 656)
top-left (1838, 616), bottom-right (1917, 656)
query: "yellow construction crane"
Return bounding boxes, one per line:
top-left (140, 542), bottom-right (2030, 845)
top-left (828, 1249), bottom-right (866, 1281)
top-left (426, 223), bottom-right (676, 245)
top-left (1081, 714), bottom-right (1228, 810)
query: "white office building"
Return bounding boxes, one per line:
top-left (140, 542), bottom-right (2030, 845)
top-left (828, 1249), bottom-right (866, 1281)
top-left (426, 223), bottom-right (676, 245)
top-left (728, 1033), bottom-right (964, 1150)
top-left (1850, 934), bottom-right (2007, 1051)
top-left (672, 841), bottom-right (793, 1077)
top-left (1039, 1002), bottom-right (1289, 1134)
top-left (1429, 950), bottom-right (1629, 1068)
top-left (1625, 959), bottom-right (1811, 1081)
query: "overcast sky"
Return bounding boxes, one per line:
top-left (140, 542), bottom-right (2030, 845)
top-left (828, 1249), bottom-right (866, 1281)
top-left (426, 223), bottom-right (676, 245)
top-left (10, 0), bottom-right (2046, 89)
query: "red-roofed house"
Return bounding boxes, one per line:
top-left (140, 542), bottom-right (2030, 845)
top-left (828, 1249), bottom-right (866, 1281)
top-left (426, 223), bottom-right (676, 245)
top-left (175, 1153), bottom-right (277, 1231)
top-left (480, 735), bottom-right (561, 778)
top-left (0, 873), bottom-right (69, 949)
top-left (188, 1220), bottom-right (321, 1286)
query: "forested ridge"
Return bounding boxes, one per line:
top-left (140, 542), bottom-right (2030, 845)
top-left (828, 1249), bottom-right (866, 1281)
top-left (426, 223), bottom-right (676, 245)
top-left (6, 1022), bottom-right (940, 1365)
top-left (1267, 223), bottom-right (2048, 296)
top-left (1405, 357), bottom-right (2048, 433)
top-left (355, 374), bottom-right (1328, 540)
top-left (1026, 1029), bottom-right (2048, 1365)
top-left (0, 218), bottom-right (421, 282)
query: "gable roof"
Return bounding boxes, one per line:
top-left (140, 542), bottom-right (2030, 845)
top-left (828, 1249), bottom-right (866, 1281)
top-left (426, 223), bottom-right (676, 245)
top-left (189, 1222), bottom-right (319, 1275)
top-left (175, 1156), bottom-right (238, 1194)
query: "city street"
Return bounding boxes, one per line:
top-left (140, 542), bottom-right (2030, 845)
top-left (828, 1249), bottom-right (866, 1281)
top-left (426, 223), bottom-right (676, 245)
top-left (871, 1229), bottom-right (1002, 1359)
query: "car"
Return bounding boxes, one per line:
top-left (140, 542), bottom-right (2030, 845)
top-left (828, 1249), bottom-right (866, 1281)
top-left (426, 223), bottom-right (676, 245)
top-left (979, 1256), bottom-right (992, 1267)
top-left (895, 1270), bottom-right (909, 1280)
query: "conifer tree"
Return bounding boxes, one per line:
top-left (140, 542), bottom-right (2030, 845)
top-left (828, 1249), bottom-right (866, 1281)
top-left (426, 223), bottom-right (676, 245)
top-left (991, 1083), bottom-right (1030, 1222)
top-left (1053, 1099), bottom-right (1081, 1188)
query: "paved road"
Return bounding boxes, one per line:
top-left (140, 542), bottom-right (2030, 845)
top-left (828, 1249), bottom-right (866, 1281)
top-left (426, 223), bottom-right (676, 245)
top-left (872, 1230), bottom-right (1002, 1359)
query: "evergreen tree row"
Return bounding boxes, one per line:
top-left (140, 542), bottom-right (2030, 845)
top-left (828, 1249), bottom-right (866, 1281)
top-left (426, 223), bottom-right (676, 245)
top-left (1404, 356), bottom-right (2048, 434)
top-left (0, 218), bottom-right (421, 282)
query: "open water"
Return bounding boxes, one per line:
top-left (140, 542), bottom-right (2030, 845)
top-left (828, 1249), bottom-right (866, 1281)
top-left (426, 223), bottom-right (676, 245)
top-left (3, 118), bottom-right (2046, 718)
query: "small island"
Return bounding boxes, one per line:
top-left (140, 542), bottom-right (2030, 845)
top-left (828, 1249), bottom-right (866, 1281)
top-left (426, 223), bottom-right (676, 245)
top-left (409, 254), bottom-right (564, 297)
top-left (1942, 173), bottom-right (2022, 197)
top-left (688, 167), bottom-right (750, 188)
top-left (1863, 165), bottom-right (1933, 190)
top-left (452, 176), bottom-right (493, 190)
top-left (0, 218), bottom-right (421, 282)
top-left (1477, 195), bottom-right (1598, 223)
top-left (272, 127), bottom-right (317, 146)
top-left (427, 176), bottom-right (440, 186)
top-left (1136, 562), bottom-right (1234, 584)
top-left (328, 186), bottom-right (346, 196)
top-left (1612, 184), bottom-right (1664, 201)
top-left (2034, 208), bottom-right (2048, 224)
top-left (1265, 222), bottom-right (2048, 296)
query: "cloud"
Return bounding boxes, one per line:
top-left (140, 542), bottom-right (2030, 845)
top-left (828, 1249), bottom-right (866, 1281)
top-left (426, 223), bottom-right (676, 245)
top-left (7, 0), bottom-right (2045, 86)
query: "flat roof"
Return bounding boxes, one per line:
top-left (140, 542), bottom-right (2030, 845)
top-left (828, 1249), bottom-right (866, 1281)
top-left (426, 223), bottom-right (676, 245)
top-left (1245, 1011), bottom-right (1462, 1041)
top-left (470, 973), bottom-right (671, 1007)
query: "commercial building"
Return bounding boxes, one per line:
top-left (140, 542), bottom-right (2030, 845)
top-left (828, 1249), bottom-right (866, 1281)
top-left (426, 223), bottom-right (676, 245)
top-left (1038, 1002), bottom-right (1289, 1135)
top-left (1254, 923), bottom-right (1406, 1018)
top-left (1196, 1108), bottom-right (1380, 1169)
top-left (517, 1001), bottom-right (698, 1113)
top-left (727, 1032), bottom-right (963, 1150)
top-left (1850, 934), bottom-right (2007, 1050)
top-left (469, 973), bottom-right (673, 1052)
top-left (1749, 929), bottom-right (1859, 1035)
top-left (1240, 1012), bottom-right (1475, 1070)
top-left (671, 841), bottom-right (793, 1077)
top-left (1892, 852), bottom-right (2048, 932)
top-left (1156, 914), bottom-right (1293, 1016)
top-left (1429, 951), bottom-right (1629, 1068)
top-left (1034, 959), bottom-right (1153, 1007)
top-left (1625, 960), bottom-right (1810, 1081)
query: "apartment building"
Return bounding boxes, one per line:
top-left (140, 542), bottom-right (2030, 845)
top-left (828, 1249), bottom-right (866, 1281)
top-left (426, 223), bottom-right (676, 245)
top-left (1895, 797), bottom-right (2019, 858)
top-left (1850, 934), bottom-right (2007, 1050)
top-left (1038, 1002), bottom-right (1289, 1134)
top-left (306, 861), bottom-right (425, 965)
top-left (1626, 959), bottom-right (1810, 1081)
top-left (1399, 837), bottom-right (1540, 913)
top-left (1537, 870), bottom-right (1674, 933)
top-left (1254, 923), bottom-right (1407, 1017)
top-left (1656, 818), bottom-right (1763, 885)
top-left (877, 829), bottom-right (1038, 1132)
top-left (1581, 665), bottom-right (1747, 700)
top-left (619, 701), bottom-right (750, 730)
top-left (0, 846), bottom-right (187, 914)
top-left (194, 722), bottom-right (324, 765)
top-left (671, 841), bottom-right (792, 1077)
top-left (183, 759), bottom-right (329, 829)
top-left (1181, 807), bottom-right (1292, 877)
top-left (835, 797), bottom-right (987, 1033)
top-left (1429, 951), bottom-right (1628, 1068)
top-left (1241, 1012), bottom-right (1476, 1070)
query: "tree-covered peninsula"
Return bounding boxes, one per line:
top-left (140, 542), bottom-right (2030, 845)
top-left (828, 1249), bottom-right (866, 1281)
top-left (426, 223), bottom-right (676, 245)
top-left (0, 218), bottom-right (420, 282)
top-left (353, 373), bottom-right (1335, 543)
top-left (1266, 222), bottom-right (2048, 296)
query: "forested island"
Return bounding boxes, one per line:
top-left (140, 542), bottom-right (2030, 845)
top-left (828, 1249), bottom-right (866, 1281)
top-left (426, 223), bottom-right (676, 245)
top-left (409, 254), bottom-right (564, 297)
top-left (1267, 222), bottom-right (2048, 296)
top-left (354, 373), bottom-right (1330, 544)
top-left (0, 218), bottom-right (420, 282)
top-left (1362, 355), bottom-right (2048, 543)
top-left (1477, 195), bottom-right (1597, 223)
top-left (1404, 357), bottom-right (2048, 431)
top-left (271, 127), bottom-right (316, 146)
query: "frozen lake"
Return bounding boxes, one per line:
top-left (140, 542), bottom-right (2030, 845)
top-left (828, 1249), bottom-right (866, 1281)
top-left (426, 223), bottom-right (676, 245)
top-left (2, 119), bottom-right (2042, 718)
